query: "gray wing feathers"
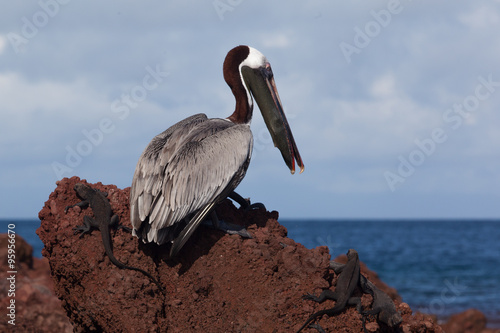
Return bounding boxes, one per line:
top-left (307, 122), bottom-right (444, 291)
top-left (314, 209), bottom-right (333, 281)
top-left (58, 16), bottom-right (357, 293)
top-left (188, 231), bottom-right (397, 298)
top-left (130, 114), bottom-right (208, 229)
top-left (169, 200), bottom-right (217, 257)
top-left (130, 115), bottom-right (253, 245)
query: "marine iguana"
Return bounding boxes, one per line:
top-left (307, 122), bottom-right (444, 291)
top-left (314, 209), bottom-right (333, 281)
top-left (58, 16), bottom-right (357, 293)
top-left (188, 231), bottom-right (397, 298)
top-left (65, 183), bottom-right (164, 294)
top-left (330, 261), bottom-right (402, 329)
top-left (297, 249), bottom-right (361, 333)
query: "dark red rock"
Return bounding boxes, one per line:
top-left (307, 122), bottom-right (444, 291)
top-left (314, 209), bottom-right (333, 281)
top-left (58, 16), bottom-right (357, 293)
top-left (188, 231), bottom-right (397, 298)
top-left (0, 234), bottom-right (73, 333)
top-left (0, 233), bottom-right (33, 269)
top-left (36, 176), bottom-right (445, 332)
top-left (439, 308), bottom-right (499, 333)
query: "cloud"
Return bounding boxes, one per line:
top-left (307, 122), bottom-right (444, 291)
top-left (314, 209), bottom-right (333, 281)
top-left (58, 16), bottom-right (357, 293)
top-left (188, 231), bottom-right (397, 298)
top-left (260, 33), bottom-right (292, 49)
top-left (1, 1), bottom-right (500, 219)
top-left (0, 34), bottom-right (6, 54)
top-left (370, 73), bottom-right (396, 98)
top-left (458, 5), bottom-right (500, 29)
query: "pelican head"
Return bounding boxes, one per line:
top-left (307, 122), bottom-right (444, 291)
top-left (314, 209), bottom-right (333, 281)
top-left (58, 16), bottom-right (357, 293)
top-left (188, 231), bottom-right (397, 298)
top-left (224, 45), bottom-right (304, 174)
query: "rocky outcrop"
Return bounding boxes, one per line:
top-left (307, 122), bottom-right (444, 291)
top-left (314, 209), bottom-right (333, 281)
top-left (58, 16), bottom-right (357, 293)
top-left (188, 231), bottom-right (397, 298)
top-left (36, 176), bottom-right (446, 332)
top-left (0, 234), bottom-right (73, 333)
top-left (440, 309), bottom-right (500, 333)
top-left (0, 233), bottom-right (33, 269)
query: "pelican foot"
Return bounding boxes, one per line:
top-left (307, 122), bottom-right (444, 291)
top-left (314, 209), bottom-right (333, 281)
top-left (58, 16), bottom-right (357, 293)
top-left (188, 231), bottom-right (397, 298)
top-left (216, 219), bottom-right (252, 238)
top-left (246, 202), bottom-right (266, 211)
top-left (202, 218), bottom-right (252, 238)
top-left (229, 191), bottom-right (266, 211)
top-left (202, 211), bottom-right (252, 238)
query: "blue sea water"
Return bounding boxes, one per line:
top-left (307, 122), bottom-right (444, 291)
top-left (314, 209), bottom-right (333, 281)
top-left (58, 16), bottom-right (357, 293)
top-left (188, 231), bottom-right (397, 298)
top-left (280, 219), bottom-right (500, 327)
top-left (2, 218), bottom-right (499, 327)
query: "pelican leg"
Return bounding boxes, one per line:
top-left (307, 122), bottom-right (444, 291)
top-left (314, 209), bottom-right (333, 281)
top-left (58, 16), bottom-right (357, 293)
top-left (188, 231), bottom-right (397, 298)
top-left (229, 191), bottom-right (266, 211)
top-left (202, 210), bottom-right (252, 238)
top-left (210, 210), bottom-right (220, 229)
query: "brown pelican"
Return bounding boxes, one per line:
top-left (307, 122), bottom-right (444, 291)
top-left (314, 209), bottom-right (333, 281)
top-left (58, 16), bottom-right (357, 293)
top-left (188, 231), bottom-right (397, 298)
top-left (130, 45), bottom-right (304, 257)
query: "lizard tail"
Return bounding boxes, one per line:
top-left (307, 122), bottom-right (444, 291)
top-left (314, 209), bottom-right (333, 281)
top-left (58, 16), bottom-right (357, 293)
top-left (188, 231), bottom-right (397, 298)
top-left (296, 309), bottom-right (331, 333)
top-left (128, 266), bottom-right (166, 295)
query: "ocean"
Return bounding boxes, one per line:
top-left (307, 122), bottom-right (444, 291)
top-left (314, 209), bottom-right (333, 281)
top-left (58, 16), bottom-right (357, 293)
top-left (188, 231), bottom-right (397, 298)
top-left (2, 218), bottom-right (499, 327)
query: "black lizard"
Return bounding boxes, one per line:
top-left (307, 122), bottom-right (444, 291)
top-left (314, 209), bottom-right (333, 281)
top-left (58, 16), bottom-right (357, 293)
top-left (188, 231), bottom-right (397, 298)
top-left (297, 249), bottom-right (361, 333)
top-left (361, 278), bottom-right (402, 329)
top-left (65, 183), bottom-right (164, 294)
top-left (330, 261), bottom-right (402, 330)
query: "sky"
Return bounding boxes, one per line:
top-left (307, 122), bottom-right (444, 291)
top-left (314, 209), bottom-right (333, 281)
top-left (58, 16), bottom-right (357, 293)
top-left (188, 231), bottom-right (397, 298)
top-left (1, 1), bottom-right (499, 219)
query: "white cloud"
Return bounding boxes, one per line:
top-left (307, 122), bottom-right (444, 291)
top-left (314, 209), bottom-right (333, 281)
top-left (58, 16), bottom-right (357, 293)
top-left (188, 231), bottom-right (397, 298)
top-left (0, 71), bottom-right (131, 176)
top-left (0, 35), bottom-right (6, 55)
top-left (370, 73), bottom-right (396, 98)
top-left (1, 1), bottom-right (500, 219)
top-left (309, 93), bottom-right (441, 160)
top-left (458, 5), bottom-right (500, 28)
top-left (0, 72), bottom-right (109, 129)
top-left (260, 32), bottom-right (291, 49)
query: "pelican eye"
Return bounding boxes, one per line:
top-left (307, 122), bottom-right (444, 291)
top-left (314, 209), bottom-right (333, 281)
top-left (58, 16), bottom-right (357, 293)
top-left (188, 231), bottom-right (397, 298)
top-left (261, 65), bottom-right (274, 79)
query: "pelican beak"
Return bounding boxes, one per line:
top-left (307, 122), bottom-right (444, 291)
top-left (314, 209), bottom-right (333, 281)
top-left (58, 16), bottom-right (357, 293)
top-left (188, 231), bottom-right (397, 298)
top-left (242, 63), bottom-right (304, 174)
